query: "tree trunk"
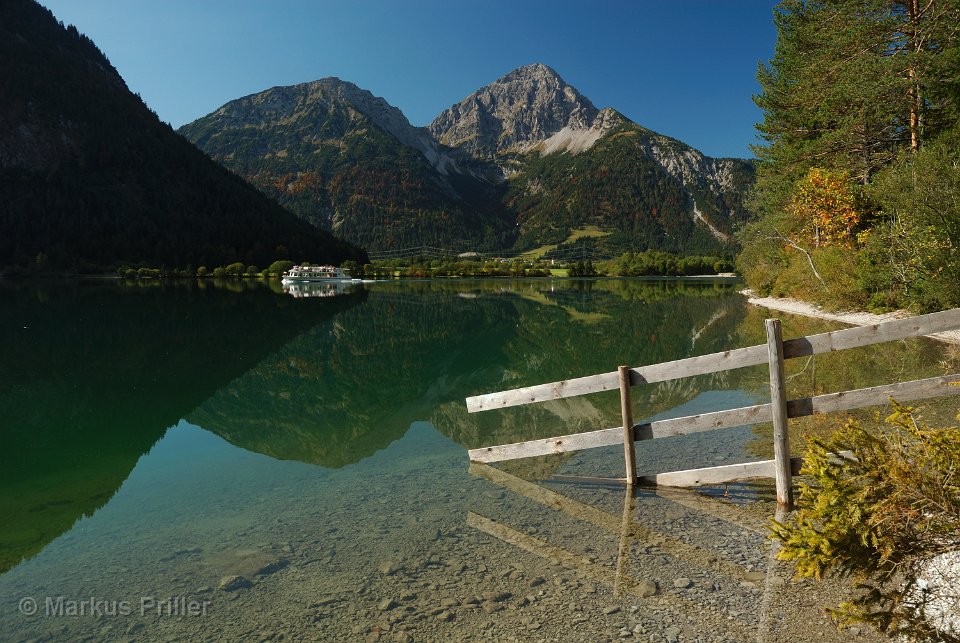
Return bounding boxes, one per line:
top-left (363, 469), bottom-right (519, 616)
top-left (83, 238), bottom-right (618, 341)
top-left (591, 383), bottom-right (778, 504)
top-left (908, 0), bottom-right (921, 153)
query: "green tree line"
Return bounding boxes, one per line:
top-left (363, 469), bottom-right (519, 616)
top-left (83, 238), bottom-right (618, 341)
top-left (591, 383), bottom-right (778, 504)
top-left (349, 251), bottom-right (733, 279)
top-left (739, 0), bottom-right (960, 312)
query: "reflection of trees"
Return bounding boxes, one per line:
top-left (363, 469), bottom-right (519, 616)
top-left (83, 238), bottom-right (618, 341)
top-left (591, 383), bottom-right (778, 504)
top-left (435, 282), bottom-right (751, 450)
top-left (193, 280), bottom-right (751, 473)
top-left (190, 289), bottom-right (518, 467)
top-left (0, 282), bottom-right (361, 573)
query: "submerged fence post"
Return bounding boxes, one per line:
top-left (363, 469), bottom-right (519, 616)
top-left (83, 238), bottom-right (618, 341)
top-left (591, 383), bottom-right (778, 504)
top-left (764, 319), bottom-right (793, 510)
top-left (618, 366), bottom-right (638, 485)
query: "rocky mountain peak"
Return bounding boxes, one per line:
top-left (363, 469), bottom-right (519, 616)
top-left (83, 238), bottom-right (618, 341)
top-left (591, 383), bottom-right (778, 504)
top-left (193, 77), bottom-right (471, 176)
top-left (207, 76), bottom-right (413, 143)
top-left (428, 63), bottom-right (600, 163)
top-left (499, 62), bottom-right (564, 83)
top-left (306, 78), bottom-right (421, 149)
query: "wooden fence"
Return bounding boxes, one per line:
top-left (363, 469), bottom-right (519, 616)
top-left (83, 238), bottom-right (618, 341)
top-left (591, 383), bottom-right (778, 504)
top-left (465, 308), bottom-right (960, 509)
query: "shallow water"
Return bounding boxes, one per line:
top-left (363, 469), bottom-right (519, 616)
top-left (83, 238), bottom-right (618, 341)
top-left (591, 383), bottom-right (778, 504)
top-left (1, 278), bottom-right (952, 641)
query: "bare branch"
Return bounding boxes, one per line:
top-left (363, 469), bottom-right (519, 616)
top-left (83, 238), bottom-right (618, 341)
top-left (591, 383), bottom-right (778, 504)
top-left (771, 227), bottom-right (830, 290)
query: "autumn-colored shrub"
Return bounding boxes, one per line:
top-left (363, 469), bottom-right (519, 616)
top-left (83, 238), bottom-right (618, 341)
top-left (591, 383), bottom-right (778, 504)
top-left (771, 401), bottom-right (960, 639)
top-left (788, 168), bottom-right (864, 249)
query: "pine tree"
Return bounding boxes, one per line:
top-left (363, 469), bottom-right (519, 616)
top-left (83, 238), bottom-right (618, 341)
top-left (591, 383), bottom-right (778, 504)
top-left (740, 0), bottom-right (960, 309)
top-left (752, 0), bottom-right (960, 215)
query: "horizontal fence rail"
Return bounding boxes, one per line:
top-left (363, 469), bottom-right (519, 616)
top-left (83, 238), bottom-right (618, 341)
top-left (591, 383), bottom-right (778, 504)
top-left (466, 308), bottom-right (960, 413)
top-left (642, 456), bottom-right (804, 488)
top-left (464, 307), bottom-right (960, 508)
top-left (467, 374), bottom-right (960, 463)
top-left (641, 450), bottom-right (855, 488)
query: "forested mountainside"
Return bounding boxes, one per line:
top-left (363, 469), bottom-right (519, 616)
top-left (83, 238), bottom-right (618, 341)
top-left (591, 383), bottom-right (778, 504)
top-left (0, 0), bottom-right (366, 271)
top-left (182, 64), bottom-right (753, 256)
top-left (504, 118), bottom-right (754, 256)
top-left (178, 78), bottom-right (515, 252)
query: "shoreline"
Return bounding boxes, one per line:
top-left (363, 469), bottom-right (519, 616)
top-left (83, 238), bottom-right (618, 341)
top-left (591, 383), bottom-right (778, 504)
top-left (741, 289), bottom-right (960, 345)
top-left (745, 288), bottom-right (960, 638)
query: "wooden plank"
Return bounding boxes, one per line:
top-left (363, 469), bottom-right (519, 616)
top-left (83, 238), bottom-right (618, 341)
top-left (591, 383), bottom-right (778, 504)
top-left (619, 365), bottom-right (638, 485)
top-left (465, 344), bottom-right (769, 413)
top-left (469, 401), bottom-right (776, 462)
top-left (766, 318), bottom-right (793, 509)
top-left (781, 307), bottom-right (960, 359)
top-left (625, 344), bottom-right (769, 386)
top-left (646, 452), bottom-right (853, 487)
top-left (643, 457), bottom-right (804, 487)
top-left (468, 374), bottom-right (960, 463)
top-left (469, 402), bottom-right (775, 462)
top-left (468, 425), bottom-right (624, 463)
top-left (785, 374), bottom-right (960, 417)
top-left (465, 307), bottom-right (960, 413)
top-left (466, 371), bottom-right (620, 413)
top-left (641, 402), bottom-right (773, 440)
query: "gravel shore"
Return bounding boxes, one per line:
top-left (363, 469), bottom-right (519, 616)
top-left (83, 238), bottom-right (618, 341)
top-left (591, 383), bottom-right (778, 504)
top-left (742, 290), bottom-right (960, 345)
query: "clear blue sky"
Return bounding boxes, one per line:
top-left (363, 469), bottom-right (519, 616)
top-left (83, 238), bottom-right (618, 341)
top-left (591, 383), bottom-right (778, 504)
top-left (40, 0), bottom-right (778, 159)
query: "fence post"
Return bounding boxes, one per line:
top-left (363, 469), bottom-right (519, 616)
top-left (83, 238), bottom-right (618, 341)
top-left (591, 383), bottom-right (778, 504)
top-left (618, 366), bottom-right (638, 485)
top-left (764, 319), bottom-right (793, 510)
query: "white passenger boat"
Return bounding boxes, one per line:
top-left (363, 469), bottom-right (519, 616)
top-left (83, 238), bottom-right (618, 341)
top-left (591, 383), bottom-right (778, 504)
top-left (281, 265), bottom-right (355, 284)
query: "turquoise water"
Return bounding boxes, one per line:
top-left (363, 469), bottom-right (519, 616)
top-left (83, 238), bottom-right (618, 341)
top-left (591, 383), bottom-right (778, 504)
top-left (1, 278), bottom-right (949, 641)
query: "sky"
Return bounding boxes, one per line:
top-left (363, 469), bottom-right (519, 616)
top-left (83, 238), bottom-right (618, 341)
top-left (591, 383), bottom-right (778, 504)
top-left (40, 0), bottom-right (779, 159)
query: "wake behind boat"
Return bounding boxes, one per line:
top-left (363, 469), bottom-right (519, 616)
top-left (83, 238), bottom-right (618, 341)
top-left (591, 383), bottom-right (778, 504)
top-left (281, 265), bottom-right (358, 284)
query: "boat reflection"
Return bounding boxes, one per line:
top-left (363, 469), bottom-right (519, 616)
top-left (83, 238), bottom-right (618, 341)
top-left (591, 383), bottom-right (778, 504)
top-left (282, 281), bottom-right (361, 298)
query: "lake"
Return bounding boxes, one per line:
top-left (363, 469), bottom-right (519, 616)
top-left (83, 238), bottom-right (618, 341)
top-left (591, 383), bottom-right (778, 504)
top-left (1, 278), bottom-right (953, 641)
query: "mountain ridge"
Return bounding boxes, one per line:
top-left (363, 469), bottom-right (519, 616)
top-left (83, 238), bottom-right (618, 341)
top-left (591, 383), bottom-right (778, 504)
top-left (196, 78), bottom-right (479, 178)
top-left (181, 63), bottom-right (754, 255)
top-left (179, 77), bottom-right (514, 251)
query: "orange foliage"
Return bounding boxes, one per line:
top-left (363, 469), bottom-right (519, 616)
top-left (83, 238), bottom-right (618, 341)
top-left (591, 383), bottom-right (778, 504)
top-left (788, 168), bottom-right (862, 248)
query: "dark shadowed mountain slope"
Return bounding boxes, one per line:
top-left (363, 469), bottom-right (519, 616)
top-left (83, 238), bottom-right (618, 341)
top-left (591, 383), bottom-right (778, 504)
top-left (0, 0), bottom-right (366, 271)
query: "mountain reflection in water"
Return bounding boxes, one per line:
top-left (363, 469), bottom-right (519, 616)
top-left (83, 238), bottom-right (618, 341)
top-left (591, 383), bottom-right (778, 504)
top-left (0, 280), bottom-right (364, 573)
top-left (2, 277), bottom-right (954, 643)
